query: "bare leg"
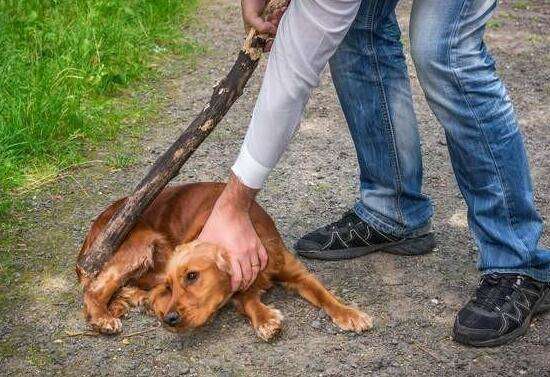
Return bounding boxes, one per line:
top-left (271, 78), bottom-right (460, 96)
top-left (233, 289), bottom-right (284, 341)
top-left (277, 250), bottom-right (373, 332)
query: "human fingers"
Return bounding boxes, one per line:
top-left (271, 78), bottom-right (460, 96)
top-left (258, 243), bottom-right (268, 271)
top-left (239, 258), bottom-right (253, 291)
top-left (267, 6), bottom-right (287, 27)
top-left (230, 259), bottom-right (243, 292)
top-left (246, 252), bottom-right (261, 289)
top-left (244, 12), bottom-right (276, 35)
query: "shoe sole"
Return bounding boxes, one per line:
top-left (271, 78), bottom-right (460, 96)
top-left (453, 289), bottom-right (550, 347)
top-left (296, 232), bottom-right (436, 261)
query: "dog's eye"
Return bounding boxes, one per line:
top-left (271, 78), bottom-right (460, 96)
top-left (186, 271), bottom-right (199, 283)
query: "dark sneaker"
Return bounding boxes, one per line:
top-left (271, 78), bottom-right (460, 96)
top-left (453, 273), bottom-right (550, 347)
top-left (294, 209), bottom-right (435, 260)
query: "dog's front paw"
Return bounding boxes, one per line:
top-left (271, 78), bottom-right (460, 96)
top-left (109, 301), bottom-right (130, 319)
top-left (255, 308), bottom-right (283, 341)
top-left (90, 316), bottom-right (123, 334)
top-left (331, 306), bottom-right (373, 333)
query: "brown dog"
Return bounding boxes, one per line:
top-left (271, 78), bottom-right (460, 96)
top-left (77, 183), bottom-right (373, 340)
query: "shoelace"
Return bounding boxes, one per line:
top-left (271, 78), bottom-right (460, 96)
top-left (474, 274), bottom-right (526, 312)
top-left (326, 210), bottom-right (358, 231)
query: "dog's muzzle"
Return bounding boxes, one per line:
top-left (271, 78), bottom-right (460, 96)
top-left (163, 311), bottom-right (182, 326)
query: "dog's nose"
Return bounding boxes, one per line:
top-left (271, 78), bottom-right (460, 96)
top-left (163, 311), bottom-right (181, 326)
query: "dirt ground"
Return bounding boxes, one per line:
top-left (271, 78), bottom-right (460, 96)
top-left (1, 0), bottom-right (549, 376)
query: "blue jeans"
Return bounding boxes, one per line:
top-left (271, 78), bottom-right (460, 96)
top-left (329, 0), bottom-right (550, 282)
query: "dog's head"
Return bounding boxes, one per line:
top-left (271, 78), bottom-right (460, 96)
top-left (153, 240), bottom-right (232, 332)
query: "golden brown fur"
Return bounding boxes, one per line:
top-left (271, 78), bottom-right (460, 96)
top-left (77, 183), bottom-right (373, 340)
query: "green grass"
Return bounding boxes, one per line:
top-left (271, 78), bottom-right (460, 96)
top-left (487, 19), bottom-right (503, 29)
top-left (0, 0), bottom-right (200, 216)
top-left (512, 0), bottom-right (529, 10)
top-left (106, 150), bottom-right (138, 170)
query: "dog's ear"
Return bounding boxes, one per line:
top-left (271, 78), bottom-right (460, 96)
top-left (215, 248), bottom-right (231, 275)
top-left (174, 242), bottom-right (193, 254)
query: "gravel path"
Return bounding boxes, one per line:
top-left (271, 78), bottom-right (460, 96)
top-left (1, 0), bottom-right (549, 376)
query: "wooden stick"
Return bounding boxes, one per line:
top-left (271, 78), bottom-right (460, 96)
top-left (412, 341), bottom-right (447, 363)
top-left (64, 322), bottom-right (161, 339)
top-left (121, 322), bottom-right (162, 339)
top-left (77, 0), bottom-right (288, 278)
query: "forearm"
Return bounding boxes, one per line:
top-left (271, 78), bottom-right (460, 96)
top-left (232, 0), bottom-right (361, 189)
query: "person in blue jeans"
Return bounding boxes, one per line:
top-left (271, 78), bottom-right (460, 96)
top-left (199, 0), bottom-right (550, 347)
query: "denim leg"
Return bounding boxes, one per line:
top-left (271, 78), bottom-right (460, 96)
top-left (329, 0), bottom-right (433, 237)
top-left (410, 0), bottom-right (550, 282)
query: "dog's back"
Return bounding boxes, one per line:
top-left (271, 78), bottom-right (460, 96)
top-left (77, 183), bottom-right (283, 284)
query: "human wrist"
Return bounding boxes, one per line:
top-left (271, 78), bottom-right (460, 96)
top-left (216, 172), bottom-right (258, 212)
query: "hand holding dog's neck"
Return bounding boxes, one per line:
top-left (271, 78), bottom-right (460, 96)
top-left (200, 173), bottom-right (267, 291)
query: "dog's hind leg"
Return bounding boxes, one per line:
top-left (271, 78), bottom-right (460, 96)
top-left (233, 289), bottom-right (283, 341)
top-left (83, 225), bottom-right (167, 334)
top-left (276, 249), bottom-right (373, 333)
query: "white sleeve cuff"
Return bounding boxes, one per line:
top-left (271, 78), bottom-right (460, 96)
top-left (231, 143), bottom-right (272, 189)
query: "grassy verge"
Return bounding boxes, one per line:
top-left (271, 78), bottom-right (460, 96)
top-left (0, 0), bottom-right (200, 216)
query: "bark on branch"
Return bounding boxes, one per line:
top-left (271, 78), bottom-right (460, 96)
top-left (77, 0), bottom-right (287, 278)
